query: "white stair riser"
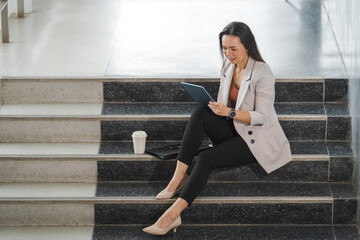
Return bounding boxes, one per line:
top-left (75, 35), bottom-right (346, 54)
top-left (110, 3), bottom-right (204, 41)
top-left (0, 79), bottom-right (3, 105)
top-left (1, 80), bottom-right (103, 104)
top-left (0, 203), bottom-right (94, 226)
top-left (0, 226), bottom-right (94, 240)
top-left (0, 120), bottom-right (100, 143)
top-left (0, 161), bottom-right (97, 183)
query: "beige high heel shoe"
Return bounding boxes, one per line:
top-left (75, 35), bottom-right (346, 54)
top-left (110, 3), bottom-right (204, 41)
top-left (155, 174), bottom-right (188, 199)
top-left (142, 216), bottom-right (181, 235)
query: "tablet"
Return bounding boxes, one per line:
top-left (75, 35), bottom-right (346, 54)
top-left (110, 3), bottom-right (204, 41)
top-left (181, 82), bottom-right (214, 107)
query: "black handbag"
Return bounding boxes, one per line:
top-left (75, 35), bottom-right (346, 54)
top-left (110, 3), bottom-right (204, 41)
top-left (145, 144), bottom-right (211, 160)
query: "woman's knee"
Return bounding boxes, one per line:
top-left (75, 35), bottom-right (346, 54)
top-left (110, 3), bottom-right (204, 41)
top-left (196, 150), bottom-right (212, 168)
top-left (197, 148), bottom-right (222, 170)
top-left (190, 107), bottom-right (211, 121)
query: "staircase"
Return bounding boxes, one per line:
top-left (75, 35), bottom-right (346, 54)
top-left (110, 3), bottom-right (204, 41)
top-left (0, 77), bottom-right (359, 239)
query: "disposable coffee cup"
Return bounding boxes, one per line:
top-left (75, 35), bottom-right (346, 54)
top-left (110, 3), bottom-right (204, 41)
top-left (132, 131), bottom-right (147, 154)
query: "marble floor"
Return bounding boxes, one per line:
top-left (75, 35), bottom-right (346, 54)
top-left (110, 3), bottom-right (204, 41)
top-left (0, 0), bottom-right (347, 79)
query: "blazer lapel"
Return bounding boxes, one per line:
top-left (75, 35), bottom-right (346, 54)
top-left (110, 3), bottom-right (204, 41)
top-left (218, 61), bottom-right (234, 105)
top-left (235, 57), bottom-right (256, 109)
top-left (222, 63), bottom-right (235, 104)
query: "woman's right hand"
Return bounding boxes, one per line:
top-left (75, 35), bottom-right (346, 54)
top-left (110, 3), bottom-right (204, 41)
top-left (208, 101), bottom-right (231, 117)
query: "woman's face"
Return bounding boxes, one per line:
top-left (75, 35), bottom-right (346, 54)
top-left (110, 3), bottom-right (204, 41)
top-left (221, 35), bottom-right (248, 65)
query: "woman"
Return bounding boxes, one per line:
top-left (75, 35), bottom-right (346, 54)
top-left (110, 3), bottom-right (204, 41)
top-left (143, 21), bottom-right (292, 235)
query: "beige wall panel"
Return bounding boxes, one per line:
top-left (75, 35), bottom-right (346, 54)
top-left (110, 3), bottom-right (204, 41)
top-left (0, 203), bottom-right (94, 226)
top-left (2, 80), bottom-right (103, 104)
top-left (0, 120), bottom-right (100, 143)
top-left (0, 160), bottom-right (97, 183)
top-left (0, 226), bottom-right (94, 240)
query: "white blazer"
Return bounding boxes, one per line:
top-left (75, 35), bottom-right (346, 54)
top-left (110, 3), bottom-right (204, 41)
top-left (217, 57), bottom-right (292, 173)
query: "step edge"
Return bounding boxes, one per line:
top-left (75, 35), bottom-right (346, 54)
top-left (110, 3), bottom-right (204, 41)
top-left (1, 77), bottom-right (333, 82)
top-left (0, 154), bottom-right (330, 161)
top-left (0, 115), bottom-right (337, 121)
top-left (93, 223), bottom-right (358, 227)
top-left (0, 196), bottom-right (334, 204)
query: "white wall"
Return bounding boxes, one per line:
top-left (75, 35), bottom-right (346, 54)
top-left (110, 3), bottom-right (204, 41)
top-left (8, 0), bottom-right (33, 17)
top-left (322, 0), bottom-right (360, 223)
top-left (0, 0), bottom-right (32, 32)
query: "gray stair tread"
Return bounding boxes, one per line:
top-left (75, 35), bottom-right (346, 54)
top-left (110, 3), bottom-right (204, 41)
top-left (0, 104), bottom-right (103, 116)
top-left (0, 143), bottom-right (101, 156)
top-left (93, 225), bottom-right (360, 240)
top-left (103, 103), bottom-right (197, 115)
top-left (0, 183), bottom-right (96, 199)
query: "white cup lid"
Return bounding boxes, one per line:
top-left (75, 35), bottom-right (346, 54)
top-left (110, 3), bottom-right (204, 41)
top-left (132, 131), bottom-right (147, 137)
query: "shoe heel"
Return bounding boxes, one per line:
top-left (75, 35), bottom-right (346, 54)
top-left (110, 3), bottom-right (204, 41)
top-left (173, 227), bottom-right (177, 233)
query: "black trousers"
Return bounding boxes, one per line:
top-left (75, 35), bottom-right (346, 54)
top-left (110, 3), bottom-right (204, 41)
top-left (177, 107), bottom-right (256, 206)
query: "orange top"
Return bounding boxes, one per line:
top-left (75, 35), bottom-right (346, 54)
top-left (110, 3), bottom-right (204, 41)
top-left (228, 80), bottom-right (239, 108)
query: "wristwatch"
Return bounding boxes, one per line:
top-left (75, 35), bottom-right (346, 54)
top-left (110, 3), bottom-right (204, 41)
top-left (229, 108), bottom-right (236, 119)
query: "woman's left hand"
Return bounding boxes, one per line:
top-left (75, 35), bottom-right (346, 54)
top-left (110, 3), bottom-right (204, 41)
top-left (208, 101), bottom-right (231, 117)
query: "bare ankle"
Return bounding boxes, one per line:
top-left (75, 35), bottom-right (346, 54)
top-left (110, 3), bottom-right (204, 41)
top-left (167, 180), bottom-right (179, 192)
top-left (156, 211), bottom-right (178, 228)
top-left (165, 162), bottom-right (188, 192)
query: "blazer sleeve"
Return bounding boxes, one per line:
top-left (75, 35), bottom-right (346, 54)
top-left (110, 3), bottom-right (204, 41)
top-left (248, 64), bottom-right (275, 126)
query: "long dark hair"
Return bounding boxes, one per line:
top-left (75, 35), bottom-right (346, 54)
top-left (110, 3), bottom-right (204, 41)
top-left (219, 22), bottom-right (265, 63)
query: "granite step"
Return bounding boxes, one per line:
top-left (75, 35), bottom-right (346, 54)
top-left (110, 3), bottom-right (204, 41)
top-left (1, 103), bottom-right (348, 118)
top-left (100, 102), bottom-right (351, 141)
top-left (103, 78), bottom-right (348, 103)
top-left (1, 78), bottom-right (348, 104)
top-left (0, 141), bottom-right (353, 183)
top-left (98, 140), bottom-right (354, 183)
top-left (94, 182), bottom-right (357, 225)
top-left (102, 102), bottom-right (348, 116)
top-left (0, 182), bottom-right (356, 226)
top-left (0, 103), bottom-right (351, 142)
top-left (101, 117), bottom-right (351, 141)
top-left (95, 182), bottom-right (352, 198)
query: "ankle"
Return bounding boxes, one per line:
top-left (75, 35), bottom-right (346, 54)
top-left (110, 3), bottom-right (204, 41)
top-left (167, 180), bottom-right (180, 192)
top-left (166, 171), bottom-right (187, 192)
top-left (175, 172), bottom-right (187, 182)
top-left (169, 173), bottom-right (183, 185)
top-left (166, 210), bottom-right (180, 223)
top-left (168, 212), bottom-right (179, 222)
top-left (175, 162), bottom-right (188, 178)
top-left (156, 211), bottom-right (178, 228)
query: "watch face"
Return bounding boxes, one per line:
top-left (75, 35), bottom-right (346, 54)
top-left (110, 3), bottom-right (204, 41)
top-left (230, 110), bottom-right (236, 118)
